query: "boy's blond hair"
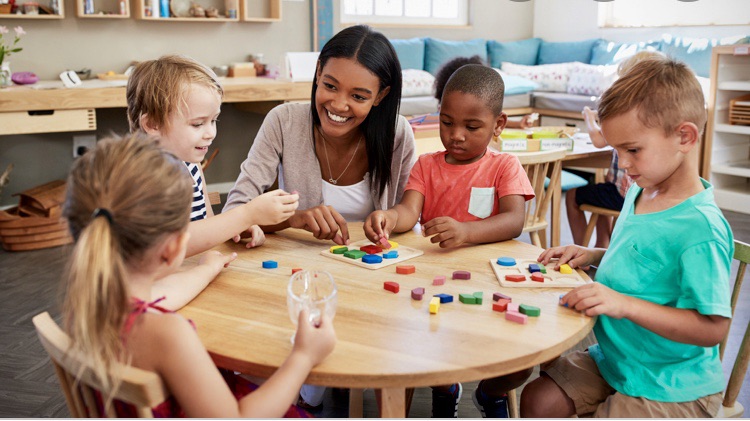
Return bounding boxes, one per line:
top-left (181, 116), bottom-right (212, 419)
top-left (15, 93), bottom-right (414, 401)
top-left (126, 54), bottom-right (223, 133)
top-left (598, 57), bottom-right (706, 135)
top-left (617, 50), bottom-right (665, 76)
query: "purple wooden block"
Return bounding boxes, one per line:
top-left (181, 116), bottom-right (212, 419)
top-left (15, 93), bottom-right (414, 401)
top-left (411, 287), bottom-right (425, 300)
top-left (452, 270), bottom-right (471, 280)
top-left (493, 292), bottom-right (512, 302)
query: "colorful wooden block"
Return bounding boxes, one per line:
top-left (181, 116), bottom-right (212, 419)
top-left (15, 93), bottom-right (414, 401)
top-left (493, 292), bottom-right (512, 302)
top-left (559, 264), bottom-right (573, 274)
top-left (519, 304), bottom-right (540, 317)
top-left (492, 299), bottom-right (511, 312)
top-left (411, 287), bottom-right (425, 300)
top-left (504, 274), bottom-right (526, 282)
top-left (528, 263), bottom-right (541, 273)
top-left (508, 302), bottom-right (519, 313)
top-left (505, 311), bottom-right (528, 324)
top-left (344, 250), bottom-right (366, 259)
top-left (378, 240), bottom-right (398, 250)
top-left (292, 268), bottom-right (303, 274)
top-left (382, 250), bottom-right (399, 259)
top-left (362, 254), bottom-right (383, 264)
top-left (452, 270), bottom-right (471, 280)
top-left (432, 275), bottom-right (446, 286)
top-left (531, 272), bottom-right (545, 283)
top-left (459, 293), bottom-right (478, 304)
top-left (360, 245), bottom-right (382, 255)
top-left (396, 265), bottom-right (416, 274)
top-left (539, 265), bottom-right (547, 274)
top-left (559, 294), bottom-right (569, 308)
top-left (379, 236), bottom-right (392, 249)
top-left (429, 297), bottom-right (440, 314)
top-left (497, 257), bottom-right (516, 266)
top-left (434, 293), bottom-right (453, 303)
top-left (473, 292), bottom-right (483, 305)
top-left (331, 246), bottom-right (348, 254)
top-left (384, 281), bottom-right (400, 293)
top-left (262, 260), bottom-right (278, 269)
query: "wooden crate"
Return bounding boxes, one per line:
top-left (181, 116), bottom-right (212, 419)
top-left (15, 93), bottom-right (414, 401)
top-left (729, 93), bottom-right (750, 126)
top-left (0, 109), bottom-right (96, 135)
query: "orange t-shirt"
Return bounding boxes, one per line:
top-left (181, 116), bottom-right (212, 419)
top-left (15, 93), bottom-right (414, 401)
top-left (405, 149), bottom-right (535, 224)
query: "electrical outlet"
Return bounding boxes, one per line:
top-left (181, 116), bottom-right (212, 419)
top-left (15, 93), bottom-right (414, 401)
top-left (73, 135), bottom-right (97, 158)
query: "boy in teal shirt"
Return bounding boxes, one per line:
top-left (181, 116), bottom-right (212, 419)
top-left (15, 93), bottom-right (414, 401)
top-left (521, 57), bottom-right (733, 417)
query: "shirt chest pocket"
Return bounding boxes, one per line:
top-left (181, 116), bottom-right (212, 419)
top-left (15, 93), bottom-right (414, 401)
top-left (468, 187), bottom-right (495, 219)
top-left (616, 244), bottom-right (665, 295)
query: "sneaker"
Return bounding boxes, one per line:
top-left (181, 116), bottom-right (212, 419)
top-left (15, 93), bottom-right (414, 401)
top-left (431, 383), bottom-right (462, 418)
top-left (472, 388), bottom-right (509, 418)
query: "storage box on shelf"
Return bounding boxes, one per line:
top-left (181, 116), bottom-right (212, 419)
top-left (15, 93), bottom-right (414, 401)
top-left (0, 0), bottom-right (64, 18)
top-left (77, 0), bottom-right (130, 18)
top-left (705, 44), bottom-right (750, 214)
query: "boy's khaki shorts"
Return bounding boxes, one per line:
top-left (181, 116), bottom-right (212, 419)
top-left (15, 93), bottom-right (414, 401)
top-left (542, 351), bottom-right (722, 417)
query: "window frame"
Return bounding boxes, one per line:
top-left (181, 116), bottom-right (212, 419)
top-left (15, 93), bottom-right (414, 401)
top-left (340, 0), bottom-right (470, 27)
top-left (597, 0), bottom-right (750, 28)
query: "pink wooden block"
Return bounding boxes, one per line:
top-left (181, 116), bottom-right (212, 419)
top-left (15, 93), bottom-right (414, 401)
top-left (493, 292), bottom-right (512, 302)
top-left (384, 281), bottom-right (400, 293)
top-left (432, 275), bottom-right (446, 286)
top-left (411, 287), bottom-right (425, 300)
top-left (452, 270), bottom-right (471, 280)
top-left (379, 236), bottom-right (392, 249)
top-left (508, 302), bottom-right (519, 313)
top-left (505, 311), bottom-right (528, 324)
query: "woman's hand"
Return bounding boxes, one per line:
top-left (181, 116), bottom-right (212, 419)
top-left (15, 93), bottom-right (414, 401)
top-left (287, 205), bottom-right (350, 245)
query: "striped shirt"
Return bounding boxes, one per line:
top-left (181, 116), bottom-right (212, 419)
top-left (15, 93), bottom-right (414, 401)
top-left (185, 162), bottom-right (207, 221)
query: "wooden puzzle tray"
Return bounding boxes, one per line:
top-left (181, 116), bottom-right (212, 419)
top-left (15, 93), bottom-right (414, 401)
top-left (321, 239), bottom-right (423, 270)
top-left (489, 258), bottom-right (591, 288)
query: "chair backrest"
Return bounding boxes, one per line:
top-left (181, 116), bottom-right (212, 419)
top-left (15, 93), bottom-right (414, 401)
top-left (32, 312), bottom-right (170, 418)
top-left (516, 149), bottom-right (566, 249)
top-left (718, 240), bottom-right (750, 417)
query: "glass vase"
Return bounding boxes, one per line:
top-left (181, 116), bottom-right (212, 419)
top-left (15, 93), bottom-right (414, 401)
top-left (0, 62), bottom-right (11, 88)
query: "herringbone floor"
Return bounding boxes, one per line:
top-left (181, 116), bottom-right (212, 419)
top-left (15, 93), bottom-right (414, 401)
top-left (1, 197), bottom-right (748, 418)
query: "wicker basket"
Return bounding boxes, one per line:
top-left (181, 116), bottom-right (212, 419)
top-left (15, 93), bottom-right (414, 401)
top-left (0, 4), bottom-right (11, 13)
top-left (729, 93), bottom-right (750, 126)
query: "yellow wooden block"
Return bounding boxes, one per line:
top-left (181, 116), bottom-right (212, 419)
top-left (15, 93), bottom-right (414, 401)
top-left (559, 264), bottom-right (573, 274)
top-left (429, 297), bottom-right (440, 314)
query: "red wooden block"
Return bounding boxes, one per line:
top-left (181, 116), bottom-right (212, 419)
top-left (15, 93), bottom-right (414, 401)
top-left (505, 274), bottom-right (526, 282)
top-left (396, 265), bottom-right (416, 275)
top-left (379, 236), bottom-right (392, 249)
top-left (411, 287), bottom-right (425, 300)
top-left (531, 272), bottom-right (545, 283)
top-left (360, 245), bottom-right (382, 255)
top-left (492, 299), bottom-right (511, 312)
top-left (384, 281), bottom-right (400, 293)
top-left (452, 270), bottom-right (471, 280)
top-left (432, 275), bottom-right (446, 286)
top-left (493, 292), bottom-right (512, 302)
top-left (291, 268), bottom-right (303, 274)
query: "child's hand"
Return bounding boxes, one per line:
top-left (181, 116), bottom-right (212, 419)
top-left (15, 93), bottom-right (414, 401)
top-left (293, 309), bottom-right (336, 366)
top-left (537, 245), bottom-right (601, 270)
top-left (422, 216), bottom-right (469, 248)
top-left (242, 225), bottom-right (265, 248)
top-left (199, 250), bottom-right (238, 273)
top-left (518, 114), bottom-right (534, 129)
top-left (582, 106), bottom-right (601, 134)
top-left (561, 283), bottom-right (631, 319)
top-left (364, 210), bottom-right (396, 243)
top-left (246, 190), bottom-right (299, 227)
top-left (287, 205), bottom-right (350, 245)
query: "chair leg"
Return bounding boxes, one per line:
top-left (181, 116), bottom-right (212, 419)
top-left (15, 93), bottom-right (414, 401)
top-left (582, 213), bottom-right (599, 247)
top-left (349, 389), bottom-right (364, 418)
top-left (508, 388), bottom-right (519, 418)
top-left (530, 231), bottom-right (541, 248)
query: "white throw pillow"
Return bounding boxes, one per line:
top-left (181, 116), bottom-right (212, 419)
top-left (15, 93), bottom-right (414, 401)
top-left (501, 62), bottom-right (574, 93)
top-left (402, 69), bottom-right (436, 97)
top-left (566, 62), bottom-right (619, 96)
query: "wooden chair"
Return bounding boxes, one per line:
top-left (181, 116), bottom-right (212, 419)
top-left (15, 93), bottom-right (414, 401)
top-left (518, 149), bottom-right (566, 249)
top-left (206, 191), bottom-right (221, 207)
top-left (718, 240), bottom-right (750, 417)
top-left (579, 204), bottom-right (620, 247)
top-left (33, 312), bottom-right (170, 418)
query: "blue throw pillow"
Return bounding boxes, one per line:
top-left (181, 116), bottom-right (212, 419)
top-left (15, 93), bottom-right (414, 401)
top-left (488, 38), bottom-right (542, 67)
top-left (590, 39), bottom-right (661, 65)
top-left (424, 38), bottom-right (487, 75)
top-left (499, 73), bottom-right (539, 96)
top-left (538, 39), bottom-right (600, 65)
top-left (660, 34), bottom-right (747, 78)
top-left (390, 38), bottom-right (425, 71)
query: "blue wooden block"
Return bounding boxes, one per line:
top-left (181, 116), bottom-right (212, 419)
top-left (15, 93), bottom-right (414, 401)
top-left (497, 257), bottom-right (516, 266)
top-left (382, 250), bottom-right (399, 259)
top-left (362, 254), bottom-right (383, 264)
top-left (434, 293), bottom-right (453, 303)
top-left (559, 294), bottom-right (569, 307)
top-left (529, 263), bottom-right (541, 273)
top-left (262, 260), bottom-right (278, 269)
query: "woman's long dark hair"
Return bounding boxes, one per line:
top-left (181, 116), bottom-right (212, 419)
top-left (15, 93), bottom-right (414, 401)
top-left (311, 25), bottom-right (402, 199)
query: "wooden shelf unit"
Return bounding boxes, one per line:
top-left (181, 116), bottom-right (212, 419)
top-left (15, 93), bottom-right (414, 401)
top-left (76, 0), bottom-right (130, 18)
top-left (242, 0), bottom-right (279, 22)
top-left (704, 44), bottom-right (750, 214)
top-left (133, 0), bottom-right (240, 21)
top-left (0, 0), bottom-right (64, 19)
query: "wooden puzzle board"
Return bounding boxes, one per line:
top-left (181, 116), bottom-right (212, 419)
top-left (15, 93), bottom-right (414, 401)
top-left (321, 239), bottom-right (423, 270)
top-left (489, 258), bottom-right (591, 288)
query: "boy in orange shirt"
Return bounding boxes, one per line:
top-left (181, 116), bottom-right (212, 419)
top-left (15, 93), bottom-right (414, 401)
top-left (364, 64), bottom-right (535, 417)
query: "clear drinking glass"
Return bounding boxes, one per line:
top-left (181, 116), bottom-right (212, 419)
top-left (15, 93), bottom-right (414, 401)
top-left (287, 270), bottom-right (337, 343)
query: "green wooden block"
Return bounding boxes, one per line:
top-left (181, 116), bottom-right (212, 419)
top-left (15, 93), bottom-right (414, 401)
top-left (473, 291), bottom-right (483, 305)
top-left (459, 293), bottom-right (477, 304)
top-left (539, 265), bottom-right (547, 274)
top-left (519, 304), bottom-right (540, 317)
top-left (344, 250), bottom-right (366, 259)
top-left (332, 246), bottom-right (348, 254)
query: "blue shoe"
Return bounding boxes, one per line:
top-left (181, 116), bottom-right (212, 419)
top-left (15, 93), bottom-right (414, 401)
top-left (431, 383), bottom-right (462, 418)
top-left (472, 388), bottom-right (509, 418)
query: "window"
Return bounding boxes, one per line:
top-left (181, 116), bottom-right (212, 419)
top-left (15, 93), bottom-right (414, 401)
top-left (598, 0), bottom-right (750, 28)
top-left (341, 0), bottom-right (469, 26)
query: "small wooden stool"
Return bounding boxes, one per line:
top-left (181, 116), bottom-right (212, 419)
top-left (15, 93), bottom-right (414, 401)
top-left (580, 204), bottom-right (620, 247)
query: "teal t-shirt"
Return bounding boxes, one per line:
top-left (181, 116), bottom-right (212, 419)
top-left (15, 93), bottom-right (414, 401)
top-left (589, 179), bottom-right (733, 402)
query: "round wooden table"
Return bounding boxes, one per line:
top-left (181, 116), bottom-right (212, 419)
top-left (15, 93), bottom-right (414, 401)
top-left (180, 227), bottom-right (595, 417)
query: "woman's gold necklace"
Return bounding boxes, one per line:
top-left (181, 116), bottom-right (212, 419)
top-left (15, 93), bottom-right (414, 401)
top-left (318, 128), bottom-right (363, 185)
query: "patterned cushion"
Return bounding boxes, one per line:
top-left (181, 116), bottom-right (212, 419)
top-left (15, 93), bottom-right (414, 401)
top-left (566, 62), bottom-right (618, 96)
top-left (402, 69), bottom-right (435, 98)
top-left (501, 62), bottom-right (574, 93)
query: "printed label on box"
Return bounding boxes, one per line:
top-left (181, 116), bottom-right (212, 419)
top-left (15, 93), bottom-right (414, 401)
top-left (540, 138), bottom-right (574, 151)
top-left (501, 140), bottom-right (528, 151)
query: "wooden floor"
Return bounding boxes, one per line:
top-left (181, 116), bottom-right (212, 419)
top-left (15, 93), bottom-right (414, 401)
top-left (1, 194), bottom-right (748, 418)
